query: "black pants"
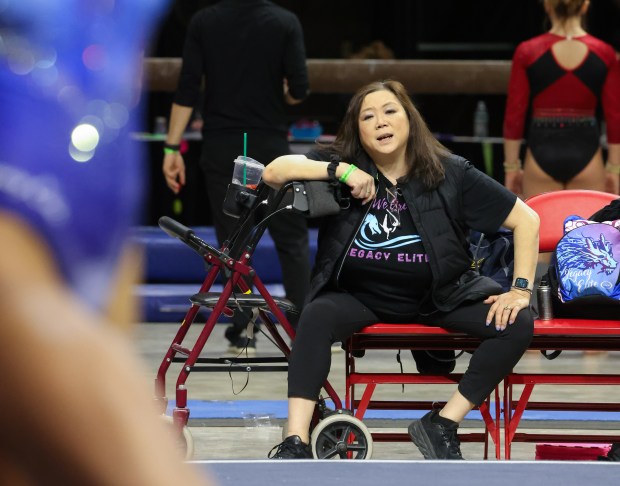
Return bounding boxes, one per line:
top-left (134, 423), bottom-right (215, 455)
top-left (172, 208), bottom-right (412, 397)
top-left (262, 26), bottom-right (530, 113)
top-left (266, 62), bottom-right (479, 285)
top-left (288, 291), bottom-right (534, 406)
top-left (199, 130), bottom-right (311, 332)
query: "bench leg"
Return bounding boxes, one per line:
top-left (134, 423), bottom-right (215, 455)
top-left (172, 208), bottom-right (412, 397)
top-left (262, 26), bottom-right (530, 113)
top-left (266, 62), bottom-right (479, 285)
top-left (504, 381), bottom-right (534, 460)
top-left (478, 389), bottom-right (501, 460)
top-left (354, 383), bottom-right (377, 420)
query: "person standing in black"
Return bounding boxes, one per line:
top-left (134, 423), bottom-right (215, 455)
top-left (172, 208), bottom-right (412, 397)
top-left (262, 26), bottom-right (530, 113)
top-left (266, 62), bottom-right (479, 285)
top-left (162, 0), bottom-right (311, 354)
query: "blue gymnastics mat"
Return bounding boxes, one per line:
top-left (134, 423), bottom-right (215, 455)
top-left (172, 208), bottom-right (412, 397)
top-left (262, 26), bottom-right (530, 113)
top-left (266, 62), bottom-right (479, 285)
top-left (200, 460), bottom-right (619, 486)
top-left (169, 399), bottom-right (620, 422)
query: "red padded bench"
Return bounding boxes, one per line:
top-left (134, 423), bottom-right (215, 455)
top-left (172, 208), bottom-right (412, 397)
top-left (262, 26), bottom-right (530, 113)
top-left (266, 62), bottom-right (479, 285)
top-left (503, 189), bottom-right (620, 459)
top-left (346, 323), bottom-right (502, 459)
top-left (503, 317), bottom-right (620, 459)
top-left (346, 190), bottom-right (619, 461)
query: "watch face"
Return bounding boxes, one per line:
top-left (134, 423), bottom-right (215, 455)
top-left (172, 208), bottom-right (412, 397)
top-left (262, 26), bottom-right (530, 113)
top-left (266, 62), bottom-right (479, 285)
top-left (514, 277), bottom-right (529, 289)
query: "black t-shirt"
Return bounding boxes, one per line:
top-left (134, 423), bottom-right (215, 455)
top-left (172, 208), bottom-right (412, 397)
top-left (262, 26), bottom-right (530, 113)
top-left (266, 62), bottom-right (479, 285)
top-left (306, 149), bottom-right (518, 318)
top-left (339, 172), bottom-right (433, 319)
top-left (174, 0), bottom-right (309, 134)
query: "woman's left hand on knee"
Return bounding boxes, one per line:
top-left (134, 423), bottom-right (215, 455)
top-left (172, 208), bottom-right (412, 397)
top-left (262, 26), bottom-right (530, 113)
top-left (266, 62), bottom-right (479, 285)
top-left (484, 291), bottom-right (530, 331)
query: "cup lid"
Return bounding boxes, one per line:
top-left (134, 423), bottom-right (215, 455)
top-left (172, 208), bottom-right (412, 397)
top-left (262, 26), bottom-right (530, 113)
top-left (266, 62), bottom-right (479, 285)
top-left (235, 156), bottom-right (264, 168)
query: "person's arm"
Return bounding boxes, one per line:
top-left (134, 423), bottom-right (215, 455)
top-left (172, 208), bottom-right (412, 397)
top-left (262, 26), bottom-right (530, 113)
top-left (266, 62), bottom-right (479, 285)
top-left (166, 103), bottom-right (194, 148)
top-left (602, 52), bottom-right (620, 194)
top-left (605, 143), bottom-right (620, 194)
top-left (483, 199), bottom-right (540, 330)
top-left (0, 214), bottom-right (209, 486)
top-left (283, 79), bottom-right (304, 106)
top-left (282, 15), bottom-right (309, 105)
top-left (162, 13), bottom-right (206, 194)
top-left (162, 103), bottom-right (194, 194)
top-left (263, 154), bottom-right (375, 204)
top-left (503, 44), bottom-right (530, 195)
top-left (503, 139), bottom-right (523, 196)
top-left (502, 199), bottom-right (540, 291)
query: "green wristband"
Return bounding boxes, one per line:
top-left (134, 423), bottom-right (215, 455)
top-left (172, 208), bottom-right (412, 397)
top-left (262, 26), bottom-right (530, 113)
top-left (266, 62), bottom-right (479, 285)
top-left (163, 147), bottom-right (179, 155)
top-left (339, 164), bottom-right (357, 183)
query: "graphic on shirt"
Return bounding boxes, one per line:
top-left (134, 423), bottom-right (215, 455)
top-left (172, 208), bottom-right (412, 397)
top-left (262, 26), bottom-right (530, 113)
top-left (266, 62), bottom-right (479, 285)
top-left (347, 191), bottom-right (429, 265)
top-left (355, 213), bottom-right (421, 250)
top-left (339, 185), bottom-right (432, 317)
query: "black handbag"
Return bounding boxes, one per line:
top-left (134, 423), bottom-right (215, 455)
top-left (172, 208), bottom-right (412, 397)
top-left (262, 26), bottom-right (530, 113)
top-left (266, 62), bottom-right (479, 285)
top-left (292, 180), bottom-right (350, 218)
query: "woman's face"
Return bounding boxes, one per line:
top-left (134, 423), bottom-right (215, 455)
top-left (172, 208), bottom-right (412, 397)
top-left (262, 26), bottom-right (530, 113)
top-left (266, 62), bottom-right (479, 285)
top-left (357, 89), bottom-right (410, 162)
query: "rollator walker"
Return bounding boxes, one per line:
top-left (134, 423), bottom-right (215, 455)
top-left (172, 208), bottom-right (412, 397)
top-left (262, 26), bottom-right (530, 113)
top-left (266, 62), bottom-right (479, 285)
top-left (153, 179), bottom-right (374, 459)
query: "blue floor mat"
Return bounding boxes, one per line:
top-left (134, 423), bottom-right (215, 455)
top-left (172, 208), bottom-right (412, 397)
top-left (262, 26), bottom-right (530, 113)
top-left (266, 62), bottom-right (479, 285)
top-left (168, 399), bottom-right (620, 422)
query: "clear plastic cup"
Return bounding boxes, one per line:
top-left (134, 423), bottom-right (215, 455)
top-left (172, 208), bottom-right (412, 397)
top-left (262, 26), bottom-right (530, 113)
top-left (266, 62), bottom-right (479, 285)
top-left (232, 156), bottom-right (264, 190)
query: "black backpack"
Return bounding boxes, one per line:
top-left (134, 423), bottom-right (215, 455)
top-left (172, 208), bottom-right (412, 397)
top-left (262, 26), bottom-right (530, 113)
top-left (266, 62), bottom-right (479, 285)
top-left (470, 229), bottom-right (514, 292)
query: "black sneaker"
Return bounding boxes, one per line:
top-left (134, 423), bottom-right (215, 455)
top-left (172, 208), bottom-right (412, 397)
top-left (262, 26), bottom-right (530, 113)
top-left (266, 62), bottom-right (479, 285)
top-left (598, 442), bottom-right (620, 461)
top-left (408, 410), bottom-right (464, 460)
top-left (268, 435), bottom-right (313, 459)
top-left (224, 324), bottom-right (242, 344)
top-left (225, 336), bottom-right (256, 357)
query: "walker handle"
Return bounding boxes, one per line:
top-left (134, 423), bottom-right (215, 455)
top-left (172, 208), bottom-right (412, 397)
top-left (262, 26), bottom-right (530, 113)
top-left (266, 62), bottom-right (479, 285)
top-left (158, 216), bottom-right (194, 242)
top-left (158, 216), bottom-right (228, 263)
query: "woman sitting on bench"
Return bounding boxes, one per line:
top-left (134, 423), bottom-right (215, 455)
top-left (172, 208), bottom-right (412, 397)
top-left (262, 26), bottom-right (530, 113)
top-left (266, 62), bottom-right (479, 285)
top-left (263, 80), bottom-right (540, 460)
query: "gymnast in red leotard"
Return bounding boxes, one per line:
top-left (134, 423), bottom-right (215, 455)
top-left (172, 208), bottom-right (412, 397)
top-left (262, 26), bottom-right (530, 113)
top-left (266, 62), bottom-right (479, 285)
top-left (503, 0), bottom-right (620, 198)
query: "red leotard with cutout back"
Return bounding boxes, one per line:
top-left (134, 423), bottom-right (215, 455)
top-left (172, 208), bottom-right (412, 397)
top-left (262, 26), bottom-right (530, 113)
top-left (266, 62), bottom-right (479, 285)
top-left (504, 33), bottom-right (620, 143)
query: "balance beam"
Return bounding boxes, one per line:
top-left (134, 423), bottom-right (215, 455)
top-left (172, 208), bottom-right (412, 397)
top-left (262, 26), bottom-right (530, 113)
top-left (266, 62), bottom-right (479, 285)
top-left (144, 58), bottom-right (511, 94)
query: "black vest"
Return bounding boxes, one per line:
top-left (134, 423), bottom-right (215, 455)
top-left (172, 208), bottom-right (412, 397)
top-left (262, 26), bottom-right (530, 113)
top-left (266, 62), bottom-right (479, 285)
top-left (307, 154), bottom-right (501, 313)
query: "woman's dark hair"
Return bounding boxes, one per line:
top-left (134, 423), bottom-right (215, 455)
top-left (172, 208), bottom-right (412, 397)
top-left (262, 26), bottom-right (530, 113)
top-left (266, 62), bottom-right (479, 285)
top-left (329, 79), bottom-right (449, 189)
top-left (545, 0), bottom-right (587, 20)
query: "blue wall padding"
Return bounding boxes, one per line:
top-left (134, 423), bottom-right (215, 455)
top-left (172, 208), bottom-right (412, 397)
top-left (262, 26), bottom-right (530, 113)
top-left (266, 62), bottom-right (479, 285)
top-left (131, 226), bottom-right (317, 322)
top-left (136, 283), bottom-right (286, 323)
top-left (131, 227), bottom-right (318, 283)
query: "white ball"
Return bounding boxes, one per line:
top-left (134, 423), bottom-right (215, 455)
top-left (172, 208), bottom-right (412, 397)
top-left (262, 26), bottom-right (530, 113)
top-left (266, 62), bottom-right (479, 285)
top-left (71, 123), bottom-right (100, 152)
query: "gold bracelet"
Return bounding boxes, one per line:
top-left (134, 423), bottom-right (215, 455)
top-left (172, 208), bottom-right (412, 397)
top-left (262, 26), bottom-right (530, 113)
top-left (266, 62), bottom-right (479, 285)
top-left (605, 163), bottom-right (620, 175)
top-left (503, 159), bottom-right (522, 172)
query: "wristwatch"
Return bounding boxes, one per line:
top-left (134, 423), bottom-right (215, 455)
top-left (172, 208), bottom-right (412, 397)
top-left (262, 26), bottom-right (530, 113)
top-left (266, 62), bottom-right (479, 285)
top-left (513, 278), bottom-right (530, 290)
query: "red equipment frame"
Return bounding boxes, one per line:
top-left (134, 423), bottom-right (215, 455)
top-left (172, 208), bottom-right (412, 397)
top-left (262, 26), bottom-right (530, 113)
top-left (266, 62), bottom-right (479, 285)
top-left (346, 324), bottom-right (502, 459)
top-left (152, 183), bottom-right (342, 437)
top-left (153, 185), bottom-right (620, 460)
top-left (503, 189), bottom-right (620, 459)
top-left (345, 190), bottom-right (620, 460)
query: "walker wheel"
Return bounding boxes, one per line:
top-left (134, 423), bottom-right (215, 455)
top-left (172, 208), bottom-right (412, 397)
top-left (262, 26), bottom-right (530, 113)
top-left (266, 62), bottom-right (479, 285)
top-left (310, 412), bottom-right (373, 459)
top-left (161, 415), bottom-right (194, 460)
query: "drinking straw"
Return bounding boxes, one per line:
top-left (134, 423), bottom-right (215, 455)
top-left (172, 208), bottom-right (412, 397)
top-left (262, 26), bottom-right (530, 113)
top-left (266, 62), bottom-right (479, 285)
top-left (243, 132), bottom-right (247, 185)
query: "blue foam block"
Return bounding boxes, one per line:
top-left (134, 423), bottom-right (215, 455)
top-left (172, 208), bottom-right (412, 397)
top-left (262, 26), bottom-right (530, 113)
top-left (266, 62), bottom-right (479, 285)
top-left (131, 226), bottom-right (319, 284)
top-left (136, 283), bottom-right (286, 322)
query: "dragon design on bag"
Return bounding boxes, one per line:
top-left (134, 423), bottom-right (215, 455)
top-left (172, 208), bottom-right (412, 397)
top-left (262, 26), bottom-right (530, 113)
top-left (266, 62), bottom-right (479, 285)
top-left (557, 233), bottom-right (617, 275)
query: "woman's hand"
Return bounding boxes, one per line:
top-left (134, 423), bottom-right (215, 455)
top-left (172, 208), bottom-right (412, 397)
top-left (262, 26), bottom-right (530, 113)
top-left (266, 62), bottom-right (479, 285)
top-left (343, 165), bottom-right (375, 204)
top-left (504, 170), bottom-right (523, 197)
top-left (162, 152), bottom-right (185, 194)
top-left (605, 171), bottom-right (619, 195)
top-left (484, 289), bottom-right (530, 331)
